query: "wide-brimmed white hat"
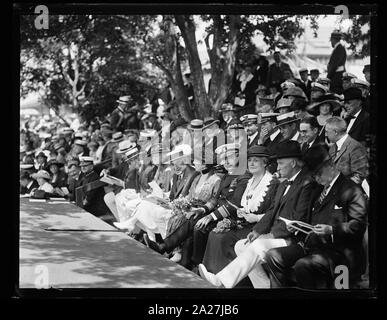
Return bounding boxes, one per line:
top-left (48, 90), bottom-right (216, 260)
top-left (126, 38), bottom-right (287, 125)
top-left (116, 140), bottom-right (136, 154)
top-left (31, 170), bottom-right (51, 180)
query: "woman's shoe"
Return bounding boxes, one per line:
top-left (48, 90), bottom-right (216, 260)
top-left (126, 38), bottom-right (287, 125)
top-left (198, 264), bottom-right (223, 287)
top-left (169, 251), bottom-right (182, 263)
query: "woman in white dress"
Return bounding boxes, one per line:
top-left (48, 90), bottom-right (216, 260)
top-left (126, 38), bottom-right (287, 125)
top-left (31, 170), bottom-right (54, 194)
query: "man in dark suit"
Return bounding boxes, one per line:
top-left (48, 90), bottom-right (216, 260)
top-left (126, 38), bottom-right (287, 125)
top-left (109, 96), bottom-right (133, 132)
top-left (325, 116), bottom-right (368, 185)
top-left (299, 68), bottom-right (312, 99)
top-left (299, 116), bottom-right (326, 154)
top-left (20, 171), bottom-right (39, 194)
top-left (342, 87), bottom-right (370, 145)
top-left (327, 32), bottom-right (347, 94)
top-left (267, 51), bottom-right (293, 86)
top-left (240, 114), bottom-right (260, 148)
top-left (265, 145), bottom-right (367, 289)
top-left (198, 141), bottom-right (318, 288)
top-left (260, 113), bottom-right (283, 174)
top-left (78, 156), bottom-right (110, 217)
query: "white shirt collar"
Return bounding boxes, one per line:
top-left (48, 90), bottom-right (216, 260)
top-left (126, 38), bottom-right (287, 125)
top-left (288, 169), bottom-right (302, 182)
top-left (325, 173), bottom-right (341, 195)
top-left (27, 180), bottom-right (34, 189)
top-left (333, 41), bottom-right (341, 49)
top-left (248, 131), bottom-right (259, 143)
top-left (352, 109), bottom-right (362, 119)
top-left (336, 133), bottom-right (349, 151)
top-left (270, 129), bottom-right (281, 141)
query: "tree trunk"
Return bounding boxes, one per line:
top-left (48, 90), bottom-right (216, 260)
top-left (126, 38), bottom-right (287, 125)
top-left (175, 15), bottom-right (211, 118)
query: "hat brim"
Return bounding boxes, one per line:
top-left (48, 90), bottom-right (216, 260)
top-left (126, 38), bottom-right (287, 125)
top-left (275, 118), bottom-right (300, 128)
top-left (271, 153), bottom-right (303, 159)
top-left (247, 152), bottom-right (270, 158)
top-left (48, 162), bottom-right (64, 168)
top-left (203, 120), bottom-right (220, 130)
top-left (187, 125), bottom-right (204, 131)
top-left (306, 100), bottom-right (342, 115)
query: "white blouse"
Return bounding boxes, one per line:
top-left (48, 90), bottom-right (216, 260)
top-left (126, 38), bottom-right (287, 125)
top-left (38, 182), bottom-right (54, 193)
top-left (240, 171), bottom-right (273, 214)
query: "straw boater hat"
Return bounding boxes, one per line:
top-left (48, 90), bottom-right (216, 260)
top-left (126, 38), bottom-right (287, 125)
top-left (299, 67), bottom-right (308, 74)
top-left (215, 143), bottom-right (241, 156)
top-left (31, 170), bottom-right (51, 180)
top-left (112, 132), bottom-right (124, 143)
top-left (187, 119), bottom-right (205, 131)
top-left (227, 118), bottom-right (244, 130)
top-left (351, 78), bottom-right (370, 90)
top-left (139, 129), bottom-right (157, 139)
top-left (116, 140), bottom-right (136, 154)
top-left (125, 144), bottom-right (142, 161)
top-left (259, 112), bottom-right (279, 124)
top-left (306, 93), bottom-right (343, 116)
top-left (317, 78), bottom-right (331, 87)
top-left (20, 160), bottom-right (35, 170)
top-left (280, 81), bottom-right (296, 91)
top-left (275, 111), bottom-right (300, 127)
top-left (311, 82), bottom-right (329, 94)
top-left (342, 72), bottom-right (357, 81)
top-left (74, 140), bottom-right (87, 147)
top-left (220, 103), bottom-right (237, 112)
top-left (116, 95), bottom-right (132, 104)
top-left (166, 144), bottom-right (192, 162)
top-left (240, 114), bottom-right (258, 125)
top-left (79, 156), bottom-right (94, 167)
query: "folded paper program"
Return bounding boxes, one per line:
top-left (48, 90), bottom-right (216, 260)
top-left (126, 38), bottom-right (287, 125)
top-left (100, 174), bottom-right (125, 188)
top-left (279, 217), bottom-right (314, 234)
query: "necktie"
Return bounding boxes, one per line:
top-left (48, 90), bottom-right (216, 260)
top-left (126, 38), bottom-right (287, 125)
top-left (317, 185), bottom-right (329, 204)
top-left (331, 143), bottom-right (338, 159)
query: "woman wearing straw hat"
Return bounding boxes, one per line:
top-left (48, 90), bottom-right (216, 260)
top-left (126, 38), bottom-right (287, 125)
top-left (47, 159), bottom-right (68, 189)
top-left (201, 145), bottom-right (280, 274)
top-left (31, 170), bottom-right (54, 194)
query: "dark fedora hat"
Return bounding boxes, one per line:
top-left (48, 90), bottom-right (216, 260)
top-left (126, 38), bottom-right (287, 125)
top-left (272, 140), bottom-right (302, 159)
top-left (203, 116), bottom-right (220, 129)
top-left (247, 145), bottom-right (270, 158)
top-left (303, 144), bottom-right (331, 173)
top-left (343, 87), bottom-right (364, 101)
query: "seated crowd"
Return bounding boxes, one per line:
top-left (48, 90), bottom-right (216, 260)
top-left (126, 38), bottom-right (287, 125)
top-left (20, 65), bottom-right (371, 289)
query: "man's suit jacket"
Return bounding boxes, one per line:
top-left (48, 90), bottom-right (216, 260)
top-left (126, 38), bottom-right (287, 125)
top-left (267, 62), bottom-right (293, 86)
top-left (79, 170), bottom-right (108, 216)
top-left (301, 135), bottom-right (327, 154)
top-left (247, 133), bottom-right (260, 149)
top-left (253, 167), bottom-right (318, 241)
top-left (169, 165), bottom-right (199, 201)
top-left (327, 43), bottom-right (347, 79)
top-left (306, 174), bottom-right (368, 277)
top-left (263, 131), bottom-right (284, 174)
top-left (347, 109), bottom-right (370, 145)
top-left (20, 180), bottom-right (39, 195)
top-left (329, 135), bottom-right (368, 184)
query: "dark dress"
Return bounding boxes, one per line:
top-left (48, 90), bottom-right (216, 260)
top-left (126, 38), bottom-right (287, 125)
top-left (202, 175), bottom-right (280, 273)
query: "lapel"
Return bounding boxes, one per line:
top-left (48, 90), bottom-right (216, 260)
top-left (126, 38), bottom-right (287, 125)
top-left (280, 168), bottom-right (305, 205)
top-left (175, 166), bottom-right (193, 197)
top-left (334, 136), bottom-right (350, 163)
top-left (348, 109), bottom-right (365, 135)
top-left (272, 181), bottom-right (288, 215)
top-left (313, 174), bottom-right (344, 212)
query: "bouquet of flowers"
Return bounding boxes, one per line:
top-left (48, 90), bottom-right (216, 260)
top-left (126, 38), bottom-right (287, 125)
top-left (212, 218), bottom-right (238, 234)
top-left (166, 196), bottom-right (194, 237)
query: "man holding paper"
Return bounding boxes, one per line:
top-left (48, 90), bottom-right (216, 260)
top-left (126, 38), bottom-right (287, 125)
top-left (198, 141), bottom-right (318, 288)
top-left (264, 144), bottom-right (368, 289)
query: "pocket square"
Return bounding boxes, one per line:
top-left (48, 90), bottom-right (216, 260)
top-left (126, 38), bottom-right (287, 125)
top-left (334, 205), bottom-right (343, 209)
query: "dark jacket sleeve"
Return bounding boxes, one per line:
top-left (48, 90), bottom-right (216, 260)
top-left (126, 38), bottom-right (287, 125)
top-left (212, 173), bottom-right (251, 220)
top-left (270, 179), bottom-right (317, 239)
top-left (332, 184), bottom-right (368, 245)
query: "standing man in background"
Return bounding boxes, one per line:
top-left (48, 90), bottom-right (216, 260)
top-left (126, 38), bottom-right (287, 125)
top-left (327, 32), bottom-right (347, 94)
